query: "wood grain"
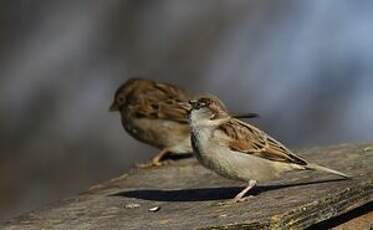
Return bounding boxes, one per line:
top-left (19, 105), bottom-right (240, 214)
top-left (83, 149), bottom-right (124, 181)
top-left (1, 143), bottom-right (372, 230)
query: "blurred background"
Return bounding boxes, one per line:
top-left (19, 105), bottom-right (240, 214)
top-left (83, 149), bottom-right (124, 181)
top-left (1, 0), bottom-right (373, 219)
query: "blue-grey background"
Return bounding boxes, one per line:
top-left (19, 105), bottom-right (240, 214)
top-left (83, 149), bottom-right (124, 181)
top-left (1, 0), bottom-right (372, 218)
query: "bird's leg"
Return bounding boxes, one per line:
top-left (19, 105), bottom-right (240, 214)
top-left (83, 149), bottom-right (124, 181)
top-left (150, 148), bottom-right (170, 166)
top-left (232, 180), bottom-right (257, 203)
top-left (217, 180), bottom-right (256, 206)
top-left (137, 148), bottom-right (170, 168)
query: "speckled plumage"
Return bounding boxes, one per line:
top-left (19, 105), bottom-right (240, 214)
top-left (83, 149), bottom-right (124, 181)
top-left (110, 79), bottom-right (258, 167)
top-left (110, 79), bottom-right (193, 166)
top-left (189, 97), bottom-right (350, 203)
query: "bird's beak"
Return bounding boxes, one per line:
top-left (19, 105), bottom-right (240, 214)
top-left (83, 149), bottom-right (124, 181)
top-left (188, 99), bottom-right (206, 110)
top-left (188, 99), bottom-right (199, 109)
top-left (179, 102), bottom-right (193, 112)
top-left (109, 102), bottom-right (119, 112)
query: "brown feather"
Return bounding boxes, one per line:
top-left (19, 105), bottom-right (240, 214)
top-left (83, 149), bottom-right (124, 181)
top-left (221, 119), bottom-right (307, 165)
top-left (124, 80), bottom-right (190, 123)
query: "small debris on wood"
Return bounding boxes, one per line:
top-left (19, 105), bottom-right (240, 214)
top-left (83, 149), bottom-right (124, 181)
top-left (124, 203), bottom-right (141, 209)
top-left (363, 146), bottom-right (373, 152)
top-left (148, 206), bottom-right (161, 212)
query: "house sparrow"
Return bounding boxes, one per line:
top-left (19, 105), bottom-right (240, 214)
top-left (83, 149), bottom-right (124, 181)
top-left (109, 79), bottom-right (258, 167)
top-left (188, 97), bottom-right (350, 203)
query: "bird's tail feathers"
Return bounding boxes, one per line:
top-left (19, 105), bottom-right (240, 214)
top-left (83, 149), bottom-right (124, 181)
top-left (305, 163), bottom-right (351, 179)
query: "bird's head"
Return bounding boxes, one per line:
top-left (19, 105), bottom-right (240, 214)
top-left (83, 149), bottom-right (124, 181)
top-left (109, 78), bottom-right (150, 112)
top-left (188, 96), bottom-right (229, 125)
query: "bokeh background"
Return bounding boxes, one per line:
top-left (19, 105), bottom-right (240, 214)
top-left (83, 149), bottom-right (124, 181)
top-left (1, 0), bottom-right (373, 219)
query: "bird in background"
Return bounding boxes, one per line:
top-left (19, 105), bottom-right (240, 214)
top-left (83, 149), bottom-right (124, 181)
top-left (187, 96), bottom-right (351, 203)
top-left (110, 78), bottom-right (258, 167)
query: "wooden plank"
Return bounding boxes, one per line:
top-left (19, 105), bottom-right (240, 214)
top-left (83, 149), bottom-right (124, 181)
top-left (1, 143), bottom-right (372, 230)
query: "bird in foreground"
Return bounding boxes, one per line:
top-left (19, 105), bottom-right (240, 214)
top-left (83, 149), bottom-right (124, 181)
top-left (109, 78), bottom-right (258, 167)
top-left (187, 97), bottom-right (351, 203)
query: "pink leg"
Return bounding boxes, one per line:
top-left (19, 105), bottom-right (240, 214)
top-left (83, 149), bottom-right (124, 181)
top-left (232, 180), bottom-right (257, 203)
top-left (137, 148), bottom-right (170, 168)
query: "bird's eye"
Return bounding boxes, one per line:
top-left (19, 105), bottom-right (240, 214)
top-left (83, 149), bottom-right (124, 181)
top-left (117, 95), bottom-right (125, 103)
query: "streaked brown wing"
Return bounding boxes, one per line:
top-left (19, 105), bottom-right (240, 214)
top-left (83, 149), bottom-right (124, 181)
top-left (221, 119), bottom-right (307, 165)
top-left (129, 82), bottom-right (190, 123)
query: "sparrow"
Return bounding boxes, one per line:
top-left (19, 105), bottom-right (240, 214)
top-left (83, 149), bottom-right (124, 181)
top-left (109, 79), bottom-right (258, 167)
top-left (188, 96), bottom-right (350, 203)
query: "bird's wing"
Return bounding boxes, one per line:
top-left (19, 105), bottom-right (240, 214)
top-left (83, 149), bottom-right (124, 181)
top-left (130, 82), bottom-right (190, 123)
top-left (219, 119), bottom-right (307, 165)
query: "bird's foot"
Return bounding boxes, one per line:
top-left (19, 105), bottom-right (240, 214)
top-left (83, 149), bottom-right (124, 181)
top-left (216, 195), bottom-right (254, 206)
top-left (136, 159), bottom-right (169, 168)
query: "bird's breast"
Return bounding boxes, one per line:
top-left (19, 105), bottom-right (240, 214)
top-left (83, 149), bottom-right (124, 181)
top-left (191, 127), bottom-right (221, 165)
top-left (121, 113), bottom-right (190, 149)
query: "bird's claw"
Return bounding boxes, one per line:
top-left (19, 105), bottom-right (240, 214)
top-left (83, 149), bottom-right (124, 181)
top-left (216, 195), bottom-right (254, 206)
top-left (136, 160), bottom-right (168, 168)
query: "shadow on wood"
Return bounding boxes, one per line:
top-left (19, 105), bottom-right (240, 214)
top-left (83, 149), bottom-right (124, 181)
top-left (111, 178), bottom-right (347, 202)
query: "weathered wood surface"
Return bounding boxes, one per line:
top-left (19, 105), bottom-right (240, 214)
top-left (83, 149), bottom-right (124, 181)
top-left (1, 143), bottom-right (373, 230)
